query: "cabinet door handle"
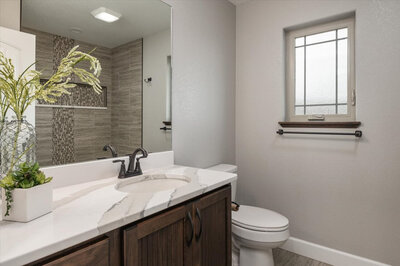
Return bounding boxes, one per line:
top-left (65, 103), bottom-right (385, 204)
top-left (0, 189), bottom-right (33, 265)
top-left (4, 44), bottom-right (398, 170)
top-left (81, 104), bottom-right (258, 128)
top-left (195, 207), bottom-right (202, 240)
top-left (186, 211), bottom-right (194, 246)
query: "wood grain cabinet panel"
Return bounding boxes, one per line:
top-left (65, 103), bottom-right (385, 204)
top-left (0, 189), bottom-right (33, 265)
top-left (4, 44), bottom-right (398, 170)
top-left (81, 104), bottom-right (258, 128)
top-left (43, 238), bottom-right (110, 266)
top-left (124, 185), bottom-right (231, 266)
top-left (123, 204), bottom-right (193, 266)
top-left (193, 186), bottom-right (232, 266)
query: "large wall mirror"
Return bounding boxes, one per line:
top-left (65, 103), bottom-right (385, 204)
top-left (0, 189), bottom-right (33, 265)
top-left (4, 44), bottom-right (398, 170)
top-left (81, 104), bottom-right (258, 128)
top-left (21, 0), bottom-right (172, 167)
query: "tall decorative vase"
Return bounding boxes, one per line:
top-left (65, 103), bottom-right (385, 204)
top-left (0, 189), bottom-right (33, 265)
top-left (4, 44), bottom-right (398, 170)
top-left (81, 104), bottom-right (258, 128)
top-left (0, 119), bottom-right (5, 135)
top-left (0, 118), bottom-right (36, 177)
top-left (0, 118), bottom-right (5, 169)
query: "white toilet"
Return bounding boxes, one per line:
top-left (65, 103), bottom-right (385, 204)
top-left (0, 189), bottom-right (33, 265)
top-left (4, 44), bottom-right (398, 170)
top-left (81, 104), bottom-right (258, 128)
top-left (207, 164), bottom-right (290, 266)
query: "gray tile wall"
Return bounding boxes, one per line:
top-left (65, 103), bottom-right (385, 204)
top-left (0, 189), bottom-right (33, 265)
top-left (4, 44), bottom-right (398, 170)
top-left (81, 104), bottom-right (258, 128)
top-left (23, 28), bottom-right (143, 166)
top-left (74, 41), bottom-right (113, 162)
top-left (35, 108), bottom-right (52, 166)
top-left (111, 39), bottom-right (143, 156)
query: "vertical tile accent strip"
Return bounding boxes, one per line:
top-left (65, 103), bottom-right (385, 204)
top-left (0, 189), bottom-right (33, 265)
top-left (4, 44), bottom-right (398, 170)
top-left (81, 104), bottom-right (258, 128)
top-left (53, 35), bottom-right (75, 106)
top-left (53, 35), bottom-right (74, 71)
top-left (51, 36), bottom-right (76, 164)
top-left (52, 108), bottom-right (75, 165)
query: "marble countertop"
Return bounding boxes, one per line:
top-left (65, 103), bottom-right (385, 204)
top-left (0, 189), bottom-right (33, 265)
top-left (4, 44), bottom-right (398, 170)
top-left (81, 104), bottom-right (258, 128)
top-left (0, 165), bottom-right (236, 266)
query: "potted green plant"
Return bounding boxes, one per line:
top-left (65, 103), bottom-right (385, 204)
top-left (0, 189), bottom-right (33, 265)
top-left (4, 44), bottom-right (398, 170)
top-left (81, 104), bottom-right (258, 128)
top-left (0, 46), bottom-right (102, 176)
top-left (0, 162), bottom-right (52, 222)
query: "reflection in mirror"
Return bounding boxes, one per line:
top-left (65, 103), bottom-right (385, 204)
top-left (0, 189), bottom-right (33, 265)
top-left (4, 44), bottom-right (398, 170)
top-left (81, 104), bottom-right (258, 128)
top-left (21, 0), bottom-right (172, 167)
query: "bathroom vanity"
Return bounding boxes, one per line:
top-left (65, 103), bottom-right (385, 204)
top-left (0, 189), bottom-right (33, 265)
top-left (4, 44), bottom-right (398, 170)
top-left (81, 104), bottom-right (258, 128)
top-left (28, 186), bottom-right (231, 266)
top-left (0, 153), bottom-right (236, 266)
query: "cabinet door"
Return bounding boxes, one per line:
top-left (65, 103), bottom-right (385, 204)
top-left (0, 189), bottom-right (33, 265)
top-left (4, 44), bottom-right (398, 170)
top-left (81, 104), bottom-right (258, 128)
top-left (193, 185), bottom-right (231, 266)
top-left (28, 230), bottom-right (120, 266)
top-left (124, 204), bottom-right (194, 266)
top-left (42, 238), bottom-right (110, 266)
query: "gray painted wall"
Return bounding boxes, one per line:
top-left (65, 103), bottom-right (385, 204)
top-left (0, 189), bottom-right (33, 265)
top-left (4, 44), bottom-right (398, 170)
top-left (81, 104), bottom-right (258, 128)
top-left (164, 0), bottom-right (236, 168)
top-left (143, 29), bottom-right (172, 153)
top-left (236, 0), bottom-right (400, 265)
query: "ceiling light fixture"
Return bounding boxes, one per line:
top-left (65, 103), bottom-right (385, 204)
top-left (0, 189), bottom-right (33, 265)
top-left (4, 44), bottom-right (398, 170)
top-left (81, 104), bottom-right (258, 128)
top-left (91, 7), bottom-right (121, 23)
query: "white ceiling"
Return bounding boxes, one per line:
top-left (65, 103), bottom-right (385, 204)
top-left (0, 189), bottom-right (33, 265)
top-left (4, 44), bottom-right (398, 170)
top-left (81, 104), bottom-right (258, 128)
top-left (22, 0), bottom-right (171, 48)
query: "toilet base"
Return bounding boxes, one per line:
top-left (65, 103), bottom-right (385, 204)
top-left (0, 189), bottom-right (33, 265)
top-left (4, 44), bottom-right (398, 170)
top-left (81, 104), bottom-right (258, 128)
top-left (232, 240), bottom-right (240, 266)
top-left (240, 246), bottom-right (274, 266)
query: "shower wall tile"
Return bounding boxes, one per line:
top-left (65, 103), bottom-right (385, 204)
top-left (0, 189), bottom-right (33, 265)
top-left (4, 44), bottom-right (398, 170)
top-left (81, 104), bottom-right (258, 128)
top-left (74, 42), bottom-right (113, 160)
top-left (52, 35), bottom-right (75, 106)
top-left (27, 28), bottom-right (114, 166)
top-left (35, 108), bottom-right (53, 166)
top-left (21, 28), bottom-right (54, 79)
top-left (111, 39), bottom-right (143, 156)
top-left (26, 27), bottom-right (142, 165)
top-left (72, 40), bottom-right (111, 108)
top-left (52, 108), bottom-right (75, 165)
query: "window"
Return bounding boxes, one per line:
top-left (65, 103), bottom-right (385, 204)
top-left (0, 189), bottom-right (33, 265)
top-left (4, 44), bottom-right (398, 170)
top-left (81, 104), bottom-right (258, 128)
top-left (285, 17), bottom-right (355, 122)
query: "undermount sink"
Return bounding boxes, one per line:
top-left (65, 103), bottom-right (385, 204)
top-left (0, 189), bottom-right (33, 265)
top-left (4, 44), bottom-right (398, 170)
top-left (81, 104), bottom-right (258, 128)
top-left (116, 174), bottom-right (191, 193)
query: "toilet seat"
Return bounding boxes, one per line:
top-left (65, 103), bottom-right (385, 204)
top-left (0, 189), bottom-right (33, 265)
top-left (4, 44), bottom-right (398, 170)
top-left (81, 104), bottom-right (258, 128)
top-left (232, 205), bottom-right (289, 232)
top-left (232, 223), bottom-right (289, 244)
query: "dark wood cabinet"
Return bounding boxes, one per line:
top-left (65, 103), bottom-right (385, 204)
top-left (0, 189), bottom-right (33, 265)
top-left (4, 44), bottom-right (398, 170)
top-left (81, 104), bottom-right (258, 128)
top-left (124, 185), bottom-right (231, 266)
top-left (43, 238), bottom-right (110, 266)
top-left (123, 204), bottom-right (193, 266)
top-left (192, 186), bottom-right (231, 266)
top-left (28, 230), bottom-right (121, 266)
top-left (28, 185), bottom-right (231, 266)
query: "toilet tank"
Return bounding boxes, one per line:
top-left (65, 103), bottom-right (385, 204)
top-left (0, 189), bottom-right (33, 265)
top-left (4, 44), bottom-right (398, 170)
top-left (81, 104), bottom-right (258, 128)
top-left (207, 164), bottom-right (238, 201)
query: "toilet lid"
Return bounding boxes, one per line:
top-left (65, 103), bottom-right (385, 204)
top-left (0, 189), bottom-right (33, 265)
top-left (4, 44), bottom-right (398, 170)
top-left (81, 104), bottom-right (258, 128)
top-left (232, 205), bottom-right (289, 232)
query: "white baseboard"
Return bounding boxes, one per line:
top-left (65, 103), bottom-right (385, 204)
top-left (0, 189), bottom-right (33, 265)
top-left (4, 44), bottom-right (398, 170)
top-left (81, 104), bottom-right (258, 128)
top-left (281, 237), bottom-right (390, 266)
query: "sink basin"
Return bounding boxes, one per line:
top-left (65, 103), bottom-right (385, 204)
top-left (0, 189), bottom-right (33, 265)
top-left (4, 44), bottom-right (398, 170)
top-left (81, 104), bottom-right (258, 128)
top-left (116, 174), bottom-right (190, 193)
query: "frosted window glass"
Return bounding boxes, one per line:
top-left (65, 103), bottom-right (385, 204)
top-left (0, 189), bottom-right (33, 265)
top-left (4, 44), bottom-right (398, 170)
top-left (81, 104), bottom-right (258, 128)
top-left (338, 28), bottom-right (348, 38)
top-left (295, 37), bottom-right (304, 47)
top-left (338, 105), bottom-right (348, 114)
top-left (295, 107), bottom-right (304, 115)
top-left (306, 42), bottom-right (336, 105)
top-left (306, 105), bottom-right (336, 115)
top-left (295, 47), bottom-right (304, 105)
top-left (338, 39), bottom-right (348, 103)
top-left (306, 30), bottom-right (336, 45)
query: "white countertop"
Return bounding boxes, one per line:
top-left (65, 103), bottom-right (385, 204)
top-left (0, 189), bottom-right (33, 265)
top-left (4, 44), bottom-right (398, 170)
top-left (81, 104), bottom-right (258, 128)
top-left (0, 165), bottom-right (236, 266)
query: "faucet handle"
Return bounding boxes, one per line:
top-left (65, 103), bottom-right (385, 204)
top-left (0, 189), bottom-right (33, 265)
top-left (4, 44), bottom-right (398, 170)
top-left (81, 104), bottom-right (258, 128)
top-left (113, 160), bottom-right (126, 179)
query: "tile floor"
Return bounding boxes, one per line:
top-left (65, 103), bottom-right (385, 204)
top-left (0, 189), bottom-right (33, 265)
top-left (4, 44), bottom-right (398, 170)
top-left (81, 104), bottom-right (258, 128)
top-left (273, 248), bottom-right (332, 266)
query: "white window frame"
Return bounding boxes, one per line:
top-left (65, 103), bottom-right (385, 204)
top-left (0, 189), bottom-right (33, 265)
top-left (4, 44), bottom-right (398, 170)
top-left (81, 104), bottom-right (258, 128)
top-left (285, 17), bottom-right (355, 122)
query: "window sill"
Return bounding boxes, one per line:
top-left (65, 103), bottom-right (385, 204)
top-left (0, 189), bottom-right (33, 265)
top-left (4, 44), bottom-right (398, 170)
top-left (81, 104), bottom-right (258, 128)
top-left (278, 121), bottom-right (361, 128)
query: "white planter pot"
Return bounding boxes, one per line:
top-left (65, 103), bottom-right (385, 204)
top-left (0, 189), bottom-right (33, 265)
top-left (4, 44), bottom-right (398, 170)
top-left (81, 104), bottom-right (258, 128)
top-left (1, 182), bottom-right (53, 222)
